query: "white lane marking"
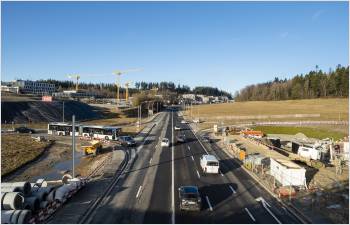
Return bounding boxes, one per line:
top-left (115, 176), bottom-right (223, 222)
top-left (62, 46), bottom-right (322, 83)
top-left (191, 156), bottom-right (194, 161)
top-left (205, 196), bottom-right (213, 211)
top-left (187, 146), bottom-right (191, 150)
top-left (136, 186), bottom-right (143, 198)
top-left (229, 185), bottom-right (236, 194)
top-left (256, 197), bottom-right (281, 224)
top-left (245, 208), bottom-right (256, 222)
top-left (188, 125), bottom-right (209, 154)
top-left (171, 111), bottom-right (175, 224)
top-left (220, 171), bottom-right (224, 177)
top-left (149, 158), bottom-right (152, 164)
top-left (196, 170), bottom-right (201, 179)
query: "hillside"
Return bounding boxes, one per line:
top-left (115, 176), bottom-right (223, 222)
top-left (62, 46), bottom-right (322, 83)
top-left (1, 99), bottom-right (103, 123)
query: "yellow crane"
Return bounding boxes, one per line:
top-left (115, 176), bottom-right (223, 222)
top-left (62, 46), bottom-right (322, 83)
top-left (113, 69), bottom-right (141, 104)
top-left (124, 81), bottom-right (133, 102)
top-left (67, 74), bottom-right (80, 91)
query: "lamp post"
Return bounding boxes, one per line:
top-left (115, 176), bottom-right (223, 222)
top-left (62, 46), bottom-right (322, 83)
top-left (72, 115), bottom-right (76, 178)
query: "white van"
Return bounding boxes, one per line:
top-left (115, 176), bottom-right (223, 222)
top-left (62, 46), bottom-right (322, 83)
top-left (200, 154), bottom-right (220, 174)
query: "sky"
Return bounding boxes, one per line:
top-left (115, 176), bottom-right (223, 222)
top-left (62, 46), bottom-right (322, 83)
top-left (1, 1), bottom-right (349, 94)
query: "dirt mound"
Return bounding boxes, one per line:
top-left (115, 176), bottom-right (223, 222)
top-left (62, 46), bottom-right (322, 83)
top-left (1, 100), bottom-right (103, 123)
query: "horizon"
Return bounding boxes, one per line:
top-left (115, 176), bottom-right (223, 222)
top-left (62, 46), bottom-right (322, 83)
top-left (1, 1), bottom-right (349, 94)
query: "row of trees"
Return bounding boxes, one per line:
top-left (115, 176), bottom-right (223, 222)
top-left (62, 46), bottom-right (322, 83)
top-left (134, 81), bottom-right (232, 98)
top-left (234, 65), bottom-right (349, 101)
top-left (38, 79), bottom-right (232, 99)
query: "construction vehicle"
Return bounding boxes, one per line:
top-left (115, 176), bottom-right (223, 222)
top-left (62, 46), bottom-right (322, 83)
top-left (82, 140), bottom-right (103, 156)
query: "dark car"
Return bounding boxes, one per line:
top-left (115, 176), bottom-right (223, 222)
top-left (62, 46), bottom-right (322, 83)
top-left (15, 127), bottom-right (35, 134)
top-left (178, 186), bottom-right (202, 211)
top-left (202, 136), bottom-right (213, 143)
top-left (118, 136), bottom-right (136, 147)
top-left (176, 134), bottom-right (186, 143)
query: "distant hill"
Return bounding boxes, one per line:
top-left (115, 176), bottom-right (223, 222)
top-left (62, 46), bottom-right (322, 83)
top-left (235, 65), bottom-right (349, 101)
top-left (1, 99), bottom-right (103, 123)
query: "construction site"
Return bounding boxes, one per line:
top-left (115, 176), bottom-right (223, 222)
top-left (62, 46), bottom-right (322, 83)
top-left (193, 122), bottom-right (349, 224)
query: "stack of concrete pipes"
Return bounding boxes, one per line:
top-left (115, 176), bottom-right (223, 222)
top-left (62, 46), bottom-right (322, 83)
top-left (1, 175), bottom-right (87, 224)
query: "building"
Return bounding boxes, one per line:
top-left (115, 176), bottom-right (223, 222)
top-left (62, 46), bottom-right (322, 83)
top-left (1, 85), bottom-right (19, 94)
top-left (53, 90), bottom-right (99, 99)
top-left (182, 94), bottom-right (196, 101)
top-left (11, 80), bottom-right (55, 95)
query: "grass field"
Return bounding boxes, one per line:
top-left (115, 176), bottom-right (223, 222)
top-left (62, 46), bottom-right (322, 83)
top-left (186, 98), bottom-right (348, 121)
top-left (184, 98), bottom-right (348, 132)
top-left (1, 134), bottom-right (51, 176)
top-left (253, 126), bottom-right (346, 140)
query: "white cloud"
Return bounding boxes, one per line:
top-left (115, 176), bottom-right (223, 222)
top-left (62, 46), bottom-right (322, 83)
top-left (312, 10), bottom-right (324, 21)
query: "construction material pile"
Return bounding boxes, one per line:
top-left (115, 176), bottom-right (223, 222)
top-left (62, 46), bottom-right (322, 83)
top-left (1, 174), bottom-right (87, 224)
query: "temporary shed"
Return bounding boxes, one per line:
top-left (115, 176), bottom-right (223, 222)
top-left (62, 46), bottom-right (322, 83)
top-left (270, 158), bottom-right (306, 187)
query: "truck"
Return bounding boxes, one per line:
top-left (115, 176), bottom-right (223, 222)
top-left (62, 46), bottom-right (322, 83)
top-left (82, 140), bottom-right (103, 156)
top-left (288, 146), bottom-right (325, 169)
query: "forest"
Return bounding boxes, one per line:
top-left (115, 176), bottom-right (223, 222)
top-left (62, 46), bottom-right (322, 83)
top-left (234, 65), bottom-right (349, 101)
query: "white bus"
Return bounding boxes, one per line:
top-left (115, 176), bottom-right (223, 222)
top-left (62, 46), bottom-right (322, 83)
top-left (48, 122), bottom-right (121, 140)
top-left (48, 122), bottom-right (81, 136)
top-left (81, 125), bottom-right (121, 140)
top-left (200, 154), bottom-right (220, 174)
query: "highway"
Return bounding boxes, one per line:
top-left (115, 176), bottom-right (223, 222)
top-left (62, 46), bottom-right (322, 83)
top-left (89, 109), bottom-right (303, 224)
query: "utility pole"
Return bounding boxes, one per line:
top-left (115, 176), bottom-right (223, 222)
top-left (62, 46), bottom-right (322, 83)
top-left (72, 115), bottom-right (76, 178)
top-left (62, 101), bottom-right (65, 122)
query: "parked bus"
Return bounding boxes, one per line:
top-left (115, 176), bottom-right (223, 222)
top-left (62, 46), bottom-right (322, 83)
top-left (48, 122), bottom-right (121, 140)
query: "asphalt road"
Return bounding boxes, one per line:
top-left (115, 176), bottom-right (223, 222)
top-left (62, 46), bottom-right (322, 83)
top-left (90, 109), bottom-right (302, 224)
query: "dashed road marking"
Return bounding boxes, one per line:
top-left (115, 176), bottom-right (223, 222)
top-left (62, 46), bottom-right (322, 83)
top-left (229, 185), bottom-right (236, 194)
top-left (136, 186), bottom-right (143, 198)
top-left (205, 196), bottom-right (213, 211)
top-left (196, 170), bottom-right (201, 179)
top-left (187, 146), bottom-right (190, 150)
top-left (191, 156), bottom-right (194, 161)
top-left (245, 208), bottom-right (256, 222)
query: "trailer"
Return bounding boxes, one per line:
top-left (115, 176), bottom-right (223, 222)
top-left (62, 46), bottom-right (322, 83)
top-left (270, 158), bottom-right (306, 187)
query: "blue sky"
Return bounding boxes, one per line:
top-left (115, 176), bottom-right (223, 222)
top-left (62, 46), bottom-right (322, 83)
top-left (1, 1), bottom-right (349, 94)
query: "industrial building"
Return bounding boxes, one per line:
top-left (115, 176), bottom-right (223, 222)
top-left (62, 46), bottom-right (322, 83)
top-left (2, 80), bottom-right (55, 95)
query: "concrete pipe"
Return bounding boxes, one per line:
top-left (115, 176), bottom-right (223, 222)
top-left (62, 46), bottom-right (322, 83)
top-left (68, 178), bottom-right (82, 189)
top-left (1, 192), bottom-right (24, 210)
top-left (46, 189), bottom-right (57, 202)
top-left (54, 185), bottom-right (71, 203)
top-left (23, 196), bottom-right (40, 212)
top-left (30, 187), bottom-right (52, 202)
top-left (1, 210), bottom-right (32, 224)
top-left (40, 201), bottom-right (49, 209)
top-left (62, 174), bottom-right (73, 184)
top-left (1, 182), bottom-right (32, 196)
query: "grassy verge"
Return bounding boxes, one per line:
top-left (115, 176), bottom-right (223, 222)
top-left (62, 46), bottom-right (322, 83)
top-left (253, 126), bottom-right (347, 140)
top-left (1, 134), bottom-right (51, 176)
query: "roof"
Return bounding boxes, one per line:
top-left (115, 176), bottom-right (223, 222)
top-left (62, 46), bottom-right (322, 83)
top-left (272, 158), bottom-right (304, 169)
top-left (202, 154), bottom-right (219, 162)
top-left (181, 186), bottom-right (199, 193)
